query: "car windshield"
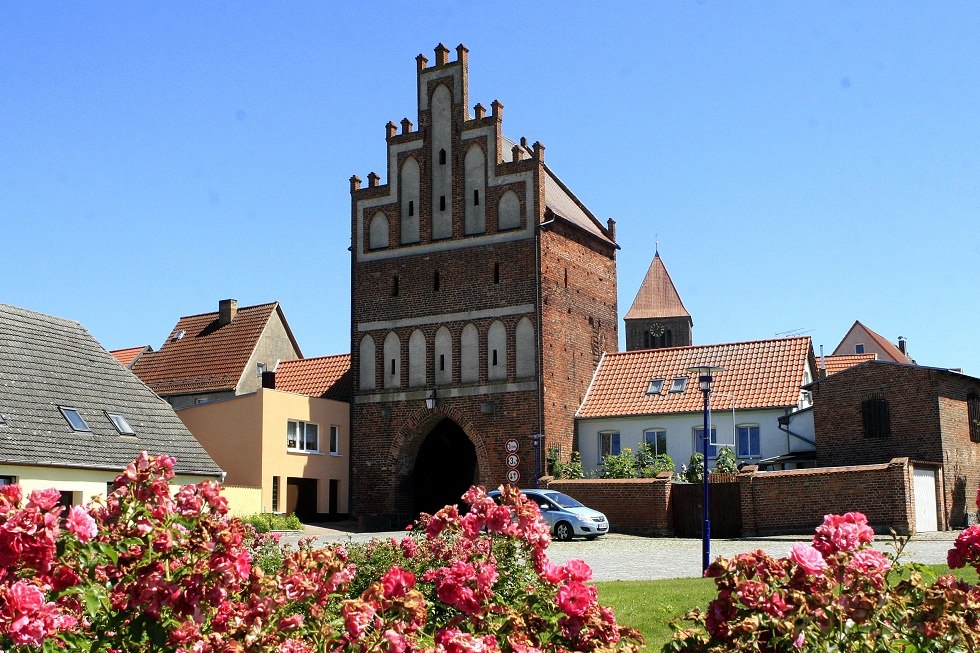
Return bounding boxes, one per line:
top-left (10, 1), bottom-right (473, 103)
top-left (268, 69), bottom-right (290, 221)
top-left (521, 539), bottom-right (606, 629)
top-left (546, 492), bottom-right (584, 509)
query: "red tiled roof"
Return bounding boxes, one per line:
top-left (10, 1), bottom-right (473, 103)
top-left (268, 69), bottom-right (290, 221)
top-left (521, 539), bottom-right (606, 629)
top-left (624, 252), bottom-right (690, 320)
top-left (275, 354), bottom-right (352, 402)
top-left (110, 345), bottom-right (151, 369)
top-left (133, 303), bottom-right (282, 396)
top-left (820, 353), bottom-right (877, 376)
top-left (577, 336), bottom-right (813, 418)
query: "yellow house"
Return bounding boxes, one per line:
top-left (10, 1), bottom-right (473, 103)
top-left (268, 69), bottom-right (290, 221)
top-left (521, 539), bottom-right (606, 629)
top-left (177, 354), bottom-right (351, 520)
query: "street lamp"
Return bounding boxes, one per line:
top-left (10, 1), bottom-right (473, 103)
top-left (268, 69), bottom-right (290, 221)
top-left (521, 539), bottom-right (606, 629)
top-left (688, 364), bottom-right (724, 573)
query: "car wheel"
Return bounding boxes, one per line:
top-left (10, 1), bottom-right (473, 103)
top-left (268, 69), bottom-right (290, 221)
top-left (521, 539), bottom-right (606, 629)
top-left (554, 521), bottom-right (573, 542)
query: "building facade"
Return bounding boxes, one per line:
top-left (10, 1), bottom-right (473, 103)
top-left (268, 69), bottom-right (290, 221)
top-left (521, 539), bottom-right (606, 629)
top-left (349, 44), bottom-right (619, 521)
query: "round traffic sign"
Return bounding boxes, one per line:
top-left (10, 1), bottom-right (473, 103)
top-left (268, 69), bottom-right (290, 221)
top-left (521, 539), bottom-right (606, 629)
top-left (506, 469), bottom-right (520, 484)
top-left (505, 439), bottom-right (519, 453)
top-left (506, 453), bottom-right (520, 468)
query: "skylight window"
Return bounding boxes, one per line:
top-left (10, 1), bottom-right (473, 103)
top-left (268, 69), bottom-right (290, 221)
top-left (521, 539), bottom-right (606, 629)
top-left (669, 377), bottom-right (688, 393)
top-left (0, 413), bottom-right (6, 426)
top-left (59, 407), bottom-right (90, 432)
top-left (646, 378), bottom-right (665, 395)
top-left (105, 412), bottom-right (135, 435)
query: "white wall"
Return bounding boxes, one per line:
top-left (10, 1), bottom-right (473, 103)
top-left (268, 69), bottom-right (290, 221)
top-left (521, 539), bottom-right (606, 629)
top-left (576, 407), bottom-right (813, 475)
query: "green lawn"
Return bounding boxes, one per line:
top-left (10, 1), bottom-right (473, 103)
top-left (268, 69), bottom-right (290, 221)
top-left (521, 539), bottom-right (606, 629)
top-left (595, 565), bottom-right (979, 651)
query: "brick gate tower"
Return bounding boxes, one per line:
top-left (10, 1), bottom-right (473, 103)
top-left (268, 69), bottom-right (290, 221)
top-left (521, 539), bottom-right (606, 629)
top-left (349, 44), bottom-right (618, 524)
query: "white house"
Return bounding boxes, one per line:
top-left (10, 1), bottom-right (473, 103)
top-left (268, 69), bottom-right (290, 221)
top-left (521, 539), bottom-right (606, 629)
top-left (575, 337), bottom-right (817, 474)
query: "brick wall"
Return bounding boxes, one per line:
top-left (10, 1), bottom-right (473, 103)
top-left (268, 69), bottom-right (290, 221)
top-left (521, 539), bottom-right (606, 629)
top-left (813, 361), bottom-right (980, 526)
top-left (738, 458), bottom-right (915, 536)
top-left (544, 473), bottom-right (672, 535)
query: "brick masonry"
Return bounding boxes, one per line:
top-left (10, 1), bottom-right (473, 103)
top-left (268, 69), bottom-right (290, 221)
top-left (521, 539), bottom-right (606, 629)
top-left (545, 474), bottom-right (672, 536)
top-left (812, 361), bottom-right (980, 527)
top-left (348, 46), bottom-right (617, 519)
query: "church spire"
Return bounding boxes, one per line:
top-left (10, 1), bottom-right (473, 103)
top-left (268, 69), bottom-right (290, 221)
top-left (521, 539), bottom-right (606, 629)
top-left (624, 250), bottom-right (693, 351)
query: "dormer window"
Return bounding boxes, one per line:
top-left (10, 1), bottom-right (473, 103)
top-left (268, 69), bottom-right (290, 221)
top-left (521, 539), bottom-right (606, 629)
top-left (172, 329), bottom-right (186, 341)
top-left (59, 407), bottom-right (90, 432)
top-left (105, 412), bottom-right (135, 435)
top-left (669, 377), bottom-right (688, 393)
top-left (0, 413), bottom-right (6, 426)
top-left (646, 378), bottom-right (665, 395)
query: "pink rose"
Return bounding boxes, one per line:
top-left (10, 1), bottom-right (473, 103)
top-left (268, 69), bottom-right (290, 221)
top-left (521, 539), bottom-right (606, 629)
top-left (564, 559), bottom-right (593, 582)
top-left (556, 581), bottom-right (596, 617)
top-left (27, 488), bottom-right (61, 511)
top-left (790, 542), bottom-right (827, 575)
top-left (65, 505), bottom-right (98, 543)
top-left (381, 566), bottom-right (415, 599)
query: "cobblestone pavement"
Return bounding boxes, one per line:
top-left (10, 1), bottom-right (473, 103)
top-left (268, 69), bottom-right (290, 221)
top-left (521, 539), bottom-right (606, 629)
top-left (287, 524), bottom-right (959, 582)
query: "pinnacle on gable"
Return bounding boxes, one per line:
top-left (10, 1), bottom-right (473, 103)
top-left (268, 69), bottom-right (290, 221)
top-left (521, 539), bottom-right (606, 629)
top-left (434, 43), bottom-right (450, 66)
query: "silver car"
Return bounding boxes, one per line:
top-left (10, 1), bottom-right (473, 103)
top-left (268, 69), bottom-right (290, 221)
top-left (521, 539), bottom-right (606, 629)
top-left (489, 488), bottom-right (609, 541)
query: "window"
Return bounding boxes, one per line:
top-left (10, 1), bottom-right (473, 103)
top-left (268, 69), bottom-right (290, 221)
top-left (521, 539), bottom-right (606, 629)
top-left (257, 362), bottom-right (267, 378)
top-left (392, 275), bottom-right (399, 297)
top-left (194, 396), bottom-right (209, 405)
top-left (862, 393), bottom-right (891, 438)
top-left (287, 420), bottom-right (319, 452)
top-left (272, 476), bottom-right (280, 512)
top-left (643, 429), bottom-right (667, 456)
top-left (439, 354), bottom-right (445, 372)
top-left (0, 413), bottom-right (5, 425)
top-left (473, 189), bottom-right (480, 206)
top-left (968, 392), bottom-right (980, 443)
top-left (330, 425), bottom-right (340, 455)
top-left (433, 270), bottom-right (441, 291)
top-left (439, 148), bottom-right (446, 165)
top-left (440, 195), bottom-right (446, 211)
top-left (737, 425), bottom-right (761, 458)
top-left (669, 377), bottom-right (688, 393)
top-left (408, 200), bottom-right (414, 216)
top-left (855, 343), bottom-right (865, 354)
top-left (105, 481), bottom-right (115, 496)
top-left (493, 262), bottom-right (500, 284)
top-left (492, 349), bottom-right (498, 366)
top-left (694, 426), bottom-right (719, 458)
top-left (0, 475), bottom-right (16, 486)
top-left (59, 407), bottom-right (90, 432)
top-left (599, 431), bottom-right (621, 459)
top-left (105, 412), bottom-right (135, 435)
top-left (646, 378), bottom-right (665, 395)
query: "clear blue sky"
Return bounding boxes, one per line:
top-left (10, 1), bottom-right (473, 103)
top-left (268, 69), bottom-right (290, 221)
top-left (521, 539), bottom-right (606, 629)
top-left (2, 3), bottom-right (978, 375)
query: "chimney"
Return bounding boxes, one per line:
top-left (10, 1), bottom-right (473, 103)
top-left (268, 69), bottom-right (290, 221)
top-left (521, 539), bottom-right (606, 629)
top-left (261, 370), bottom-right (276, 390)
top-left (898, 336), bottom-right (908, 356)
top-left (218, 299), bottom-right (237, 326)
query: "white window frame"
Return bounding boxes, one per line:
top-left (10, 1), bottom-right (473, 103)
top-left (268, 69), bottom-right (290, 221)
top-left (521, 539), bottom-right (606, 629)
top-left (669, 377), bottom-right (688, 393)
top-left (599, 431), bottom-right (621, 460)
top-left (646, 379), bottom-right (665, 395)
top-left (287, 420), bottom-right (320, 453)
top-left (329, 425), bottom-right (340, 455)
top-left (694, 426), bottom-right (719, 459)
top-left (737, 424), bottom-right (761, 458)
top-left (643, 429), bottom-right (668, 456)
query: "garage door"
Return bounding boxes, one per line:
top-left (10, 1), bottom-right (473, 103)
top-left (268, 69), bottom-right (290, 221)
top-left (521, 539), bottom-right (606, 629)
top-left (913, 467), bottom-right (938, 532)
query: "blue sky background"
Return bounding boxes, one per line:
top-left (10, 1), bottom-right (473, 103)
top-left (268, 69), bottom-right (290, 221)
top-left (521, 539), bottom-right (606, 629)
top-left (2, 3), bottom-right (977, 374)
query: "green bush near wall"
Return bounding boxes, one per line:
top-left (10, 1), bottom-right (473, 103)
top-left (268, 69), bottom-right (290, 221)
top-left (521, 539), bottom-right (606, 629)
top-left (240, 512), bottom-right (303, 532)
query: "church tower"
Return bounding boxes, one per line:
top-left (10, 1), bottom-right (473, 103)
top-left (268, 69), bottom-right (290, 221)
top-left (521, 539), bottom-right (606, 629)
top-left (624, 251), bottom-right (692, 350)
top-left (349, 45), bottom-right (619, 523)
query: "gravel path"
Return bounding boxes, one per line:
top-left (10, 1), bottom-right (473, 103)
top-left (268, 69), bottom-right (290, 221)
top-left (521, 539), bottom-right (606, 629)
top-left (285, 524), bottom-right (959, 581)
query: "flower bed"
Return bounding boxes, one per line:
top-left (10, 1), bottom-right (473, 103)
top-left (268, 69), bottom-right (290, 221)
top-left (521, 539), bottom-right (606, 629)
top-left (667, 497), bottom-right (980, 651)
top-left (0, 452), bottom-right (643, 652)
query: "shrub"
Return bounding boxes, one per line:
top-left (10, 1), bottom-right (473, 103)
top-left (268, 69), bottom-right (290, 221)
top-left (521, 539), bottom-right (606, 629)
top-left (712, 446), bottom-right (737, 475)
top-left (600, 447), bottom-right (638, 478)
top-left (666, 493), bottom-right (980, 652)
top-left (241, 511), bottom-right (303, 532)
top-left (682, 452), bottom-right (704, 483)
top-left (550, 448), bottom-right (586, 480)
top-left (0, 452), bottom-right (643, 652)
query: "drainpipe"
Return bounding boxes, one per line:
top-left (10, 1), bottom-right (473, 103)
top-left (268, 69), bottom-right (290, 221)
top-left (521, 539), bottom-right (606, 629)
top-left (534, 216), bottom-right (555, 476)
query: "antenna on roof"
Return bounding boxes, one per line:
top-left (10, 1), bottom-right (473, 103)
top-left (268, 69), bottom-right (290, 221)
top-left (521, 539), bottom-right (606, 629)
top-left (774, 328), bottom-right (813, 338)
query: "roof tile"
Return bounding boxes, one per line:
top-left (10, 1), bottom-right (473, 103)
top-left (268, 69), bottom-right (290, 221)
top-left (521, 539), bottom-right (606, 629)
top-left (275, 354), bottom-right (352, 401)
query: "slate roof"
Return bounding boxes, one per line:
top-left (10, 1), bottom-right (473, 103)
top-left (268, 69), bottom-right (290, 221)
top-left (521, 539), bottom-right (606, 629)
top-left (832, 320), bottom-right (913, 364)
top-left (543, 167), bottom-right (615, 245)
top-left (820, 353), bottom-right (877, 376)
top-left (110, 345), bottom-right (152, 369)
top-left (624, 252), bottom-right (691, 320)
top-left (577, 336), bottom-right (814, 418)
top-left (0, 304), bottom-right (222, 477)
top-left (133, 302), bottom-right (299, 397)
top-left (275, 354), bottom-right (352, 402)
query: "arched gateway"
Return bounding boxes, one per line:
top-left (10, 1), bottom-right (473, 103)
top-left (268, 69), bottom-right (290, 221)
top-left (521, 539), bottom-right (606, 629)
top-left (412, 418), bottom-right (477, 515)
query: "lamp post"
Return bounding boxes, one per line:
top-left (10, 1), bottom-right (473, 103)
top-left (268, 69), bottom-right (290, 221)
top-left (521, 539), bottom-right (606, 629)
top-left (688, 364), bottom-right (724, 574)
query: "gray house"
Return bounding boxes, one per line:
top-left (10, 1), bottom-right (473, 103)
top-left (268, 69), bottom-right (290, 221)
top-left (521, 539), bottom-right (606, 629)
top-left (0, 304), bottom-right (223, 506)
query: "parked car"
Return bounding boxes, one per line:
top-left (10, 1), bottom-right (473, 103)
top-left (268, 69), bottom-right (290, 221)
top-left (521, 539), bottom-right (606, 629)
top-left (488, 488), bottom-right (609, 541)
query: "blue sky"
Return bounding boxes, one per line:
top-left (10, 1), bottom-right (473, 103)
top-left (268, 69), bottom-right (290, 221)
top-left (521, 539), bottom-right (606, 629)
top-left (2, 3), bottom-right (978, 375)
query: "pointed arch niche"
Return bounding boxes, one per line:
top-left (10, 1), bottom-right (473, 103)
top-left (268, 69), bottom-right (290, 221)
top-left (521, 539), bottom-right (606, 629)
top-left (400, 157), bottom-right (420, 244)
top-left (359, 334), bottom-right (376, 390)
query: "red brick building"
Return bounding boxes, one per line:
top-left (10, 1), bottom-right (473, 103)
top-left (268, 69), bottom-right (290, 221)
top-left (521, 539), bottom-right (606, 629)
top-left (811, 360), bottom-right (980, 527)
top-left (349, 45), bottom-right (618, 522)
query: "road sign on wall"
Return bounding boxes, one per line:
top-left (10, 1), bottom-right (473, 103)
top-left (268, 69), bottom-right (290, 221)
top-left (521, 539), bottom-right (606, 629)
top-left (506, 453), bottom-right (519, 468)
top-left (506, 469), bottom-right (520, 484)
top-left (505, 439), bottom-right (519, 453)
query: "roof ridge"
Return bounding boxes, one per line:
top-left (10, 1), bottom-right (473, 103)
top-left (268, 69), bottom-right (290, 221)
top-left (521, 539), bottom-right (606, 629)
top-left (604, 335), bottom-right (811, 357)
top-left (176, 301), bottom-right (279, 321)
top-left (280, 353), bottom-right (350, 364)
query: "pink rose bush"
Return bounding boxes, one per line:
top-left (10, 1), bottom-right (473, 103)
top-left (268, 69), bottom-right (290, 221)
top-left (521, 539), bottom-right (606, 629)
top-left (668, 490), bottom-right (980, 652)
top-left (0, 453), bottom-right (642, 652)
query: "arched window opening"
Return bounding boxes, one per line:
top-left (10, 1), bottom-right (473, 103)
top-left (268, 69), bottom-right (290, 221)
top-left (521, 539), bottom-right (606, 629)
top-left (439, 148), bottom-right (447, 165)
